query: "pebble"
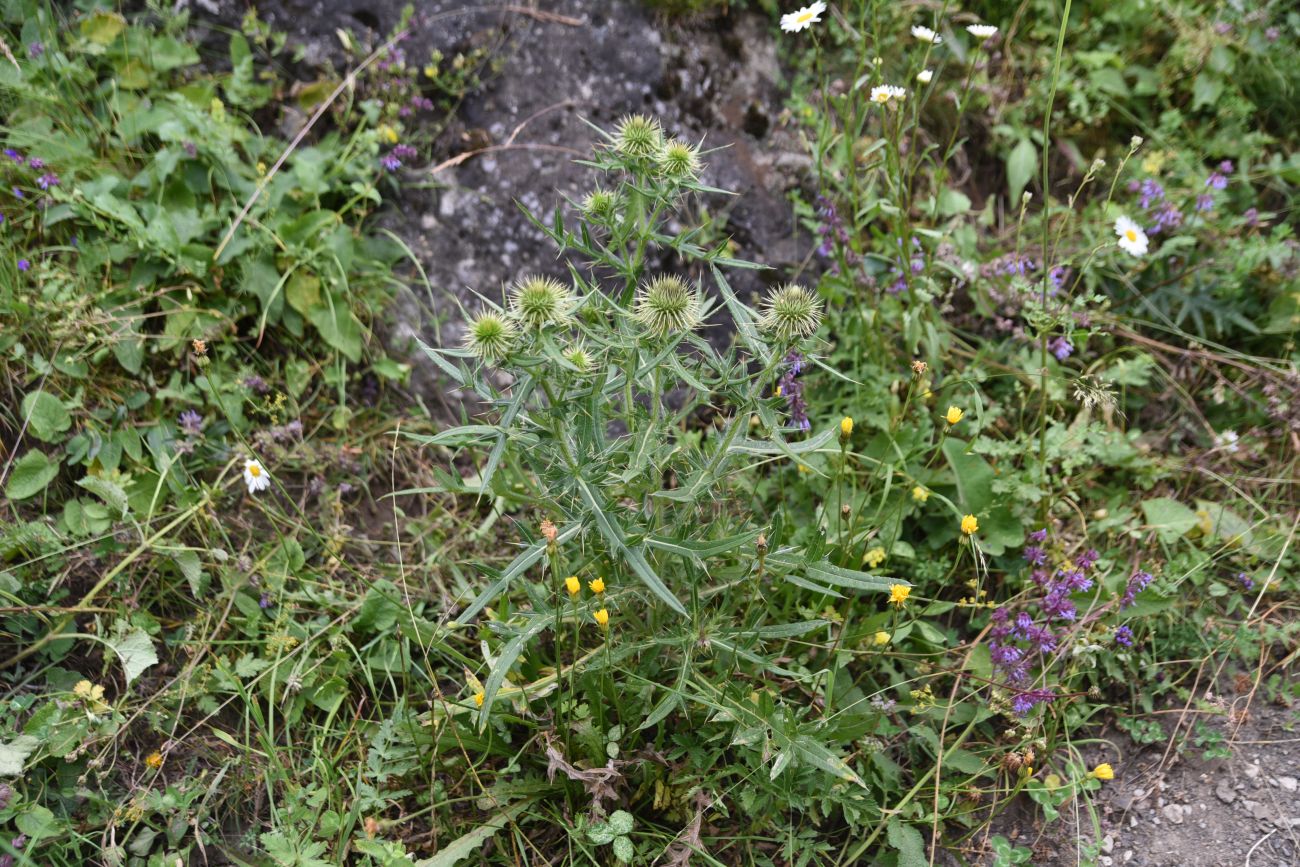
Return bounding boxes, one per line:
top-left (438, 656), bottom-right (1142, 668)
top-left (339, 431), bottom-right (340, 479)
top-left (1216, 781), bottom-right (1237, 804)
top-left (1277, 776), bottom-right (1298, 793)
top-left (1102, 834), bottom-right (1114, 855)
top-left (1243, 762), bottom-right (1261, 780)
top-left (1162, 803), bottom-right (1185, 824)
top-left (1123, 851), bottom-right (1133, 863)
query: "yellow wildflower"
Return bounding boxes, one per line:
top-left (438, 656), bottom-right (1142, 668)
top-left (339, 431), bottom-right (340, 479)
top-left (145, 751), bottom-right (163, 770)
top-left (873, 631), bottom-right (891, 646)
top-left (378, 124), bottom-right (399, 144)
top-left (474, 692), bottom-right (485, 708)
top-left (889, 584), bottom-right (911, 607)
top-left (1089, 762), bottom-right (1115, 781)
top-left (912, 486), bottom-right (929, 503)
top-left (589, 577), bottom-right (606, 594)
top-left (961, 514), bottom-right (979, 535)
top-left (593, 608), bottom-right (610, 628)
top-left (945, 406), bottom-right (964, 425)
top-left (863, 547), bottom-right (886, 568)
top-left (840, 416), bottom-right (854, 438)
top-left (564, 576), bottom-right (581, 596)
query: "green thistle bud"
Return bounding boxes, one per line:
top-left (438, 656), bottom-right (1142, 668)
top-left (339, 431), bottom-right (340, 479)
top-left (633, 275), bottom-right (703, 338)
top-left (563, 342), bottom-right (594, 372)
top-left (509, 275), bottom-right (573, 329)
top-left (582, 187), bottom-right (620, 220)
top-left (464, 311), bottom-right (516, 363)
top-left (759, 284), bottom-right (823, 341)
top-left (657, 138), bottom-right (701, 179)
top-left (614, 114), bottom-right (664, 158)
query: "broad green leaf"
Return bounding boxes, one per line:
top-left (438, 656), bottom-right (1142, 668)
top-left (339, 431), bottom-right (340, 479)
top-left (413, 801), bottom-right (529, 867)
top-left (1141, 497), bottom-right (1198, 544)
top-left (477, 615), bottom-right (550, 729)
top-left (6, 451), bottom-right (60, 500)
top-left (887, 818), bottom-right (927, 867)
top-left (1006, 137), bottom-right (1038, 204)
top-left (108, 628), bottom-right (158, 686)
top-left (0, 735), bottom-right (39, 776)
top-left (80, 10), bottom-right (126, 45)
top-left (21, 391), bottom-right (71, 443)
top-left (77, 475), bottom-right (130, 518)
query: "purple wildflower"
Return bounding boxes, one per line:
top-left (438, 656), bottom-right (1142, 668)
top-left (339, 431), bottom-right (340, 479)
top-left (178, 410), bottom-right (204, 435)
top-left (27, 42), bottom-right (43, 58)
top-left (1213, 22), bottom-right (1232, 35)
top-left (1196, 194), bottom-right (1214, 212)
top-left (183, 141), bottom-right (197, 157)
top-left (1219, 160), bottom-right (1235, 174)
top-left (777, 352), bottom-right (811, 431)
top-left (1040, 588), bottom-right (1076, 622)
top-left (1266, 27), bottom-right (1280, 42)
top-left (1049, 265), bottom-right (1069, 292)
top-left (1113, 625), bottom-right (1134, 647)
top-left (1242, 207), bottom-right (1260, 226)
top-left (392, 144), bottom-right (418, 160)
top-left (1011, 687), bottom-right (1055, 716)
top-left (1029, 528), bottom-right (1048, 543)
top-left (380, 154), bottom-right (402, 171)
top-left (1236, 572), bottom-right (1254, 591)
top-left (1056, 568), bottom-right (1092, 593)
top-left (17, 258), bottom-right (30, 271)
top-left (37, 172), bottom-right (59, 190)
top-left (243, 375), bottom-right (270, 395)
top-left (1138, 179), bottom-right (1165, 209)
top-left (1205, 170), bottom-right (1228, 190)
top-left (259, 593), bottom-right (272, 609)
top-left (1150, 203), bottom-right (1183, 234)
top-left (1121, 570), bottom-right (1153, 609)
top-left (12, 187), bottom-right (24, 199)
top-left (1049, 336), bottom-right (1073, 361)
top-left (1076, 549), bottom-right (1100, 571)
top-left (1023, 545), bottom-right (1046, 566)
top-left (4, 148), bottom-right (21, 164)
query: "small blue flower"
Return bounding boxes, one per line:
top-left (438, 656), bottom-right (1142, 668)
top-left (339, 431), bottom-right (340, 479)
top-left (17, 258), bottom-right (30, 271)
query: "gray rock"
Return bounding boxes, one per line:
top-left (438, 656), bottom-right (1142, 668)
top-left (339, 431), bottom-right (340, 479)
top-left (1277, 775), bottom-right (1298, 793)
top-left (1162, 803), bottom-right (1185, 824)
top-left (1215, 780), bottom-right (1237, 803)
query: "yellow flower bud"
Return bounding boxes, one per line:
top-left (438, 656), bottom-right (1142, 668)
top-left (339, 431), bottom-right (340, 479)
top-left (593, 608), bottom-right (610, 628)
top-left (564, 576), bottom-right (580, 596)
top-left (840, 416), bottom-right (854, 438)
top-left (873, 631), bottom-right (891, 646)
top-left (474, 692), bottom-right (485, 708)
top-left (912, 486), bottom-right (929, 503)
top-left (1089, 762), bottom-right (1114, 781)
top-left (863, 547), bottom-right (886, 568)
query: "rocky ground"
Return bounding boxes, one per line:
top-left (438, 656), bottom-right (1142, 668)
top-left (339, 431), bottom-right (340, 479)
top-left (972, 680), bottom-right (1300, 867)
top-left (233, 0), bottom-right (814, 398)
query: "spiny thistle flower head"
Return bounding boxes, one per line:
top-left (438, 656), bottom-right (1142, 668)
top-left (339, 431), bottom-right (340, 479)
top-left (759, 283), bottom-right (823, 342)
top-left (614, 114), bottom-right (664, 158)
top-left (563, 342), bottom-right (594, 372)
top-left (464, 310), bottom-right (516, 362)
top-left (633, 275), bottom-right (703, 338)
top-left (582, 187), bottom-right (621, 220)
top-left (657, 137), bottom-right (702, 179)
top-left (509, 275), bottom-right (573, 329)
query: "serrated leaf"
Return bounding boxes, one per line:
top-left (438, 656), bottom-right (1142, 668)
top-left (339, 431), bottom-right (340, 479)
top-left (21, 391), bottom-right (72, 443)
top-left (0, 735), bottom-right (39, 776)
top-left (77, 475), bottom-right (130, 517)
top-left (108, 628), bottom-right (158, 686)
top-left (412, 801), bottom-right (529, 867)
top-left (887, 818), bottom-right (928, 867)
top-left (6, 451), bottom-right (60, 500)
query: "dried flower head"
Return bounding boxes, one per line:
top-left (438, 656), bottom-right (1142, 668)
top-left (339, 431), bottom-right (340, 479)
top-left (509, 275), bottom-right (573, 329)
top-left (633, 275), bottom-right (703, 338)
top-left (614, 114), bottom-right (664, 158)
top-left (759, 284), bottom-right (823, 341)
top-left (540, 519), bottom-right (558, 544)
top-left (464, 311), bottom-right (517, 362)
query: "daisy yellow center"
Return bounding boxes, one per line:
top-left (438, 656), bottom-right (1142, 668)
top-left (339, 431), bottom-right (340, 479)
top-left (797, 10), bottom-right (813, 22)
top-left (248, 464), bottom-right (261, 477)
top-left (1125, 229), bottom-right (1137, 242)
top-left (873, 93), bottom-right (888, 103)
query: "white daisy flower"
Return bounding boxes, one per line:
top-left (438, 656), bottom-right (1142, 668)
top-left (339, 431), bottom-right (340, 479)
top-left (870, 84), bottom-right (907, 106)
top-left (243, 458), bottom-right (271, 494)
top-left (911, 25), bottom-right (942, 44)
top-left (1114, 215), bottom-right (1149, 256)
top-left (917, 68), bottom-right (934, 84)
top-left (1214, 430), bottom-right (1240, 453)
top-left (966, 24), bottom-right (998, 40)
top-left (780, 1), bottom-right (826, 33)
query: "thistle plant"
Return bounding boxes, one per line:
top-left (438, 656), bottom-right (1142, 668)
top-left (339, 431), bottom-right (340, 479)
top-left (418, 119), bottom-right (903, 794)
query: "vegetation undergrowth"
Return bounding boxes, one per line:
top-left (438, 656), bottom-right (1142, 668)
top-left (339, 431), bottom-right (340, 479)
top-left (1, 1), bottom-right (1297, 866)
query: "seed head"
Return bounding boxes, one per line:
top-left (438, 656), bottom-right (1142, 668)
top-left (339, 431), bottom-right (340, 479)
top-left (509, 275), bottom-right (573, 329)
top-left (759, 284), bottom-right (823, 342)
top-left (614, 114), bottom-right (663, 158)
top-left (464, 311), bottom-right (516, 363)
top-left (657, 138), bottom-right (701, 179)
top-left (633, 275), bottom-right (703, 338)
top-left (564, 342), bottom-right (594, 371)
